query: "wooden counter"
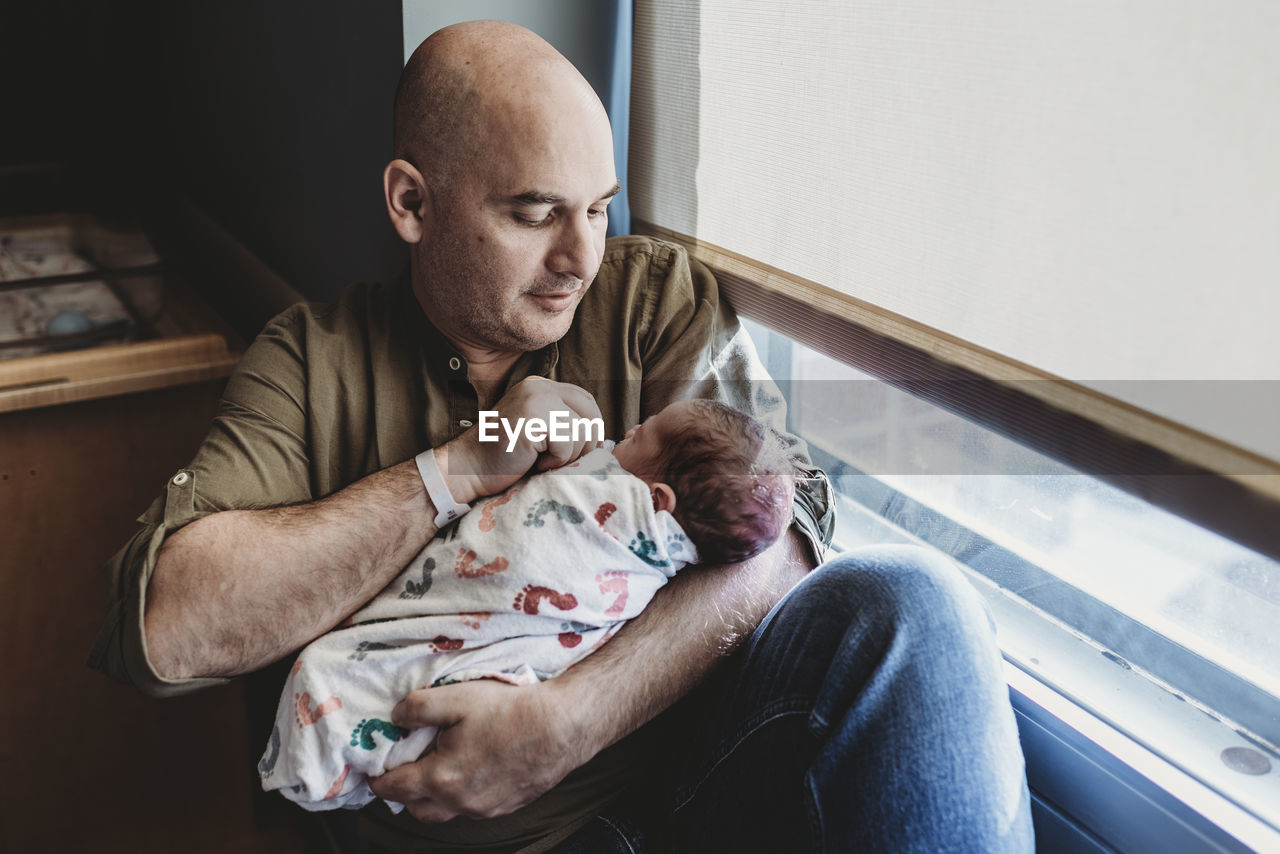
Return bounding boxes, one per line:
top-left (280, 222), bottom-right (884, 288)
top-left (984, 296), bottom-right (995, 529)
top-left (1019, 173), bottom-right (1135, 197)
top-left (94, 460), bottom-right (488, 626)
top-left (0, 279), bottom-right (309, 852)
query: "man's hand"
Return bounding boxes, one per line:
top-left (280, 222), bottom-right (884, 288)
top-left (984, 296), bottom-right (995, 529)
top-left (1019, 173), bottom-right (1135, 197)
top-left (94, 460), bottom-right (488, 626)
top-left (442, 377), bottom-right (605, 505)
top-left (367, 679), bottom-right (588, 823)
top-left (367, 531), bottom-right (813, 825)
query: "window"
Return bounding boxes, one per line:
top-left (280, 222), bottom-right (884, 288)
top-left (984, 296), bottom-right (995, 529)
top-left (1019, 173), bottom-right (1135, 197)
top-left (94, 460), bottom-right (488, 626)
top-left (630, 0), bottom-right (1280, 847)
top-left (744, 320), bottom-right (1280, 828)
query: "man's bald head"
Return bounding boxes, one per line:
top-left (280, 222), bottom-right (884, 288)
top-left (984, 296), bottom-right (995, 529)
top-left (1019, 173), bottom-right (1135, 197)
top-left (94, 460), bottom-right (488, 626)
top-left (394, 20), bottom-right (609, 195)
top-left (384, 21), bottom-right (619, 359)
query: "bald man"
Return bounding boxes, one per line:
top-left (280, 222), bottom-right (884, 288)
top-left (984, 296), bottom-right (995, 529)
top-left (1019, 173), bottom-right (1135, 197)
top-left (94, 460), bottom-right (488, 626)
top-left (92, 21), bottom-right (1032, 854)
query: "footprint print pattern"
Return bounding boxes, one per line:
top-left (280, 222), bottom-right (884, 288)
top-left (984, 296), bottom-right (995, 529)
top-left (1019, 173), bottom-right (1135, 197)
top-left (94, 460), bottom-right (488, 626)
top-left (513, 584), bottom-right (579, 615)
top-left (628, 530), bottom-right (670, 568)
top-left (400, 557), bottom-right (436, 599)
top-left (348, 641), bottom-right (401, 661)
top-left (523, 499), bottom-right (585, 528)
top-left (349, 615), bottom-right (399, 628)
top-left (596, 571), bottom-right (630, 617)
top-left (479, 485), bottom-right (522, 532)
top-left (258, 726), bottom-right (281, 777)
top-left (324, 765), bottom-right (352, 800)
top-left (558, 620), bottom-right (595, 648)
top-left (427, 635), bottom-right (465, 653)
top-left (458, 612), bottom-right (491, 631)
top-left (667, 531), bottom-right (692, 555)
top-left (594, 502), bottom-right (617, 528)
top-left (454, 547), bottom-right (509, 578)
top-left (350, 718), bottom-right (407, 750)
top-left (296, 692), bottom-right (342, 727)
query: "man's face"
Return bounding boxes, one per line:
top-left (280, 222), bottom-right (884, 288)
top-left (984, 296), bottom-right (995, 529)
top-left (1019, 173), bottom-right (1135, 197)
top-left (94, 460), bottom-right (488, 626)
top-left (415, 98), bottom-right (620, 356)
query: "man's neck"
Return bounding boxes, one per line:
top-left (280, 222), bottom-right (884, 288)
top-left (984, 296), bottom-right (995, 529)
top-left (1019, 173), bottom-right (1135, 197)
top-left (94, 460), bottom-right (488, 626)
top-left (410, 276), bottom-right (524, 407)
top-left (461, 348), bottom-right (523, 410)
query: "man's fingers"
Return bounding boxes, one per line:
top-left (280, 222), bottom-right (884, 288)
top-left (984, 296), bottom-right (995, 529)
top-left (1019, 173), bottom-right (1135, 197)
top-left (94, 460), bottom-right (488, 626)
top-left (367, 747), bottom-right (464, 808)
top-left (535, 436), bottom-right (590, 471)
top-left (451, 378), bottom-right (606, 498)
top-left (367, 680), bottom-right (580, 824)
top-left (507, 376), bottom-right (603, 426)
top-left (550, 383), bottom-right (603, 465)
top-left (515, 379), bottom-right (604, 470)
top-left (367, 755), bottom-right (428, 804)
top-left (404, 798), bottom-right (459, 825)
top-left (392, 687), bottom-right (465, 730)
top-left (556, 382), bottom-right (604, 424)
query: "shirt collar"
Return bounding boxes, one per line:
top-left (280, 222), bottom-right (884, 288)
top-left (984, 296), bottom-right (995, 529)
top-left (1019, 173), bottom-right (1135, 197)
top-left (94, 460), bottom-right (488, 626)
top-left (396, 269), bottom-right (560, 384)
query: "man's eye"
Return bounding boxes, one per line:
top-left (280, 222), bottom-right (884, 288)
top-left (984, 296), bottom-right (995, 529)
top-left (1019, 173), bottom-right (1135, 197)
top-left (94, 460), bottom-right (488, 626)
top-left (588, 207), bottom-right (608, 219)
top-left (516, 212), bottom-right (552, 227)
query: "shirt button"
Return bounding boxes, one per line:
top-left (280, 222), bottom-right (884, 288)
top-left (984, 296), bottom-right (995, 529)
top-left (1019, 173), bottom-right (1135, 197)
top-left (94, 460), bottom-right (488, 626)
top-left (448, 357), bottom-right (462, 371)
top-left (172, 472), bottom-right (190, 486)
top-left (459, 419), bottom-right (474, 428)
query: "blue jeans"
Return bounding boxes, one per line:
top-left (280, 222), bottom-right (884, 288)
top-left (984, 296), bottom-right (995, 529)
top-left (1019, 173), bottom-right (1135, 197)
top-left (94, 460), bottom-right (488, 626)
top-left (548, 545), bottom-right (1034, 853)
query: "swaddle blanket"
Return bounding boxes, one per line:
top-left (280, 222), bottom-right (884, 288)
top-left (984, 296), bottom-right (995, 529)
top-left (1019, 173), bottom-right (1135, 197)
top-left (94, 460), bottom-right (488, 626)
top-left (258, 447), bottom-right (698, 811)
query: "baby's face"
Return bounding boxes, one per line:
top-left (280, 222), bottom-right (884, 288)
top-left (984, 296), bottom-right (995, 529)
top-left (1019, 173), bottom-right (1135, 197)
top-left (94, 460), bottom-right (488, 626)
top-left (611, 400), bottom-right (697, 480)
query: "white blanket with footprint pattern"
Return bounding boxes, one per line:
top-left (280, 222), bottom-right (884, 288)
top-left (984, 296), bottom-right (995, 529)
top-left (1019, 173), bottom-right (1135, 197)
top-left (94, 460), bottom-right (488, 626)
top-left (258, 446), bottom-right (697, 811)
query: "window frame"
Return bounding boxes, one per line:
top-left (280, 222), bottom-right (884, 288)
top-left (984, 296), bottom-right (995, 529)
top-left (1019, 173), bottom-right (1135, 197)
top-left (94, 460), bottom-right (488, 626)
top-left (629, 222), bottom-right (1280, 848)
top-left (635, 220), bottom-right (1280, 565)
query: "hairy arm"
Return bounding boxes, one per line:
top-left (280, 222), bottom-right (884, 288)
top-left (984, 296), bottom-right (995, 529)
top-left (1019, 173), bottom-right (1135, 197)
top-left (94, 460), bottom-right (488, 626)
top-left (144, 376), bottom-right (601, 681)
top-left (555, 526), bottom-right (814, 739)
top-left (145, 460), bottom-right (434, 680)
top-left (371, 525), bottom-right (815, 822)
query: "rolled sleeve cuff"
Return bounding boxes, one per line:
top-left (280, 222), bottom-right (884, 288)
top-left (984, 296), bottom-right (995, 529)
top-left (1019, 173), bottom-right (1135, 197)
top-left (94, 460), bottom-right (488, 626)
top-left (87, 470), bottom-right (231, 698)
top-left (790, 463), bottom-right (836, 567)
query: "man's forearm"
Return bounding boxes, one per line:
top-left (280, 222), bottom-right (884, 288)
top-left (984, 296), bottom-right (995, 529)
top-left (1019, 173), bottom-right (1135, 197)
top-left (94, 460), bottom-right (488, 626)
top-left (145, 460), bottom-right (437, 680)
top-left (144, 378), bottom-right (605, 683)
top-left (545, 525), bottom-right (815, 763)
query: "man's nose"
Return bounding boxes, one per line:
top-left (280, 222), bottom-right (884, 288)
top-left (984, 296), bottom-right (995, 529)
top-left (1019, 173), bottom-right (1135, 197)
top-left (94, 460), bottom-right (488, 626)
top-left (547, 212), bottom-right (599, 281)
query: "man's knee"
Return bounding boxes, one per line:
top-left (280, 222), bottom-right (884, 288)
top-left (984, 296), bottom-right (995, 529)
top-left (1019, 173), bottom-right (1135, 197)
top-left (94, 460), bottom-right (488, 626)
top-left (752, 544), bottom-right (1003, 716)
top-left (782, 543), bottom-right (991, 643)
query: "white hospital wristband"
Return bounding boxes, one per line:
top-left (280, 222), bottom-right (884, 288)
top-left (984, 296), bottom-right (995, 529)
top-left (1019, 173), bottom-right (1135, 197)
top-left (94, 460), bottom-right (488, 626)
top-left (414, 448), bottom-right (471, 528)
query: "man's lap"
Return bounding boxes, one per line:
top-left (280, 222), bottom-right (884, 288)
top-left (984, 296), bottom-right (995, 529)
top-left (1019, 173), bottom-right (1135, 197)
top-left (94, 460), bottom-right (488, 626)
top-left (344, 545), bottom-right (1031, 853)
top-left (551, 544), bottom-right (1032, 853)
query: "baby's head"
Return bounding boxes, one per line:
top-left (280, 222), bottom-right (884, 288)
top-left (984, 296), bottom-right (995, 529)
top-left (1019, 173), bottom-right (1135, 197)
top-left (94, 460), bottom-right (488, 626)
top-left (612, 399), bottom-right (796, 564)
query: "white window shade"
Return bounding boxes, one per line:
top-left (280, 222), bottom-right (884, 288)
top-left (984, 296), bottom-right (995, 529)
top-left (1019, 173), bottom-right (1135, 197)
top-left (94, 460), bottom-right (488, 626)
top-left (630, 1), bottom-right (1280, 459)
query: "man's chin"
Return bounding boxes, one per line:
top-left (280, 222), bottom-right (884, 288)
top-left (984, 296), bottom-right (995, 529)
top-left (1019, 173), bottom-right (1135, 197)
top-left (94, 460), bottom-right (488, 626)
top-left (507, 312), bottom-right (577, 352)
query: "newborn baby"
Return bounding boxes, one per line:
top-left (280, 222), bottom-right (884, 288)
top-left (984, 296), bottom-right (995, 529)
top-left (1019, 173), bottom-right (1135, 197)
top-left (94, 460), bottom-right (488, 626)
top-left (259, 398), bottom-right (796, 811)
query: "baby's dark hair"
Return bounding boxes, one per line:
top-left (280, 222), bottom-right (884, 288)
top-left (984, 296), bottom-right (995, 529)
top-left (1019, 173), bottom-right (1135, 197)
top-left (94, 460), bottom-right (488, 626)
top-left (658, 400), bottom-right (796, 565)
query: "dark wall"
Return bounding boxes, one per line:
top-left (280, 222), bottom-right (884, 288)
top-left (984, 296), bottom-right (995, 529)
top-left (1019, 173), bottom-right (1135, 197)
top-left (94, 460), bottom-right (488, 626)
top-left (0, 1), bottom-right (169, 214)
top-left (168, 2), bottom-right (406, 299)
top-left (1, 0), bottom-right (407, 301)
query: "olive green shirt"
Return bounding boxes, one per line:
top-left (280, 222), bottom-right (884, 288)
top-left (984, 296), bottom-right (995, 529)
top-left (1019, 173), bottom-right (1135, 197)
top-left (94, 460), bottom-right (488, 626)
top-left (89, 235), bottom-right (833, 851)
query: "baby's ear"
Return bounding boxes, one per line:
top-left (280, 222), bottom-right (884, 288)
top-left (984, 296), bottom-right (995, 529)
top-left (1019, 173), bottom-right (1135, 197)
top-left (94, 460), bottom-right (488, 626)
top-left (650, 482), bottom-right (677, 514)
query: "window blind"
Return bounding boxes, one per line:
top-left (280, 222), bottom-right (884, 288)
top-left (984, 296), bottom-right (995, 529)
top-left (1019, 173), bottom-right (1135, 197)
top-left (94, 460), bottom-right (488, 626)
top-left (630, 0), bottom-right (1280, 465)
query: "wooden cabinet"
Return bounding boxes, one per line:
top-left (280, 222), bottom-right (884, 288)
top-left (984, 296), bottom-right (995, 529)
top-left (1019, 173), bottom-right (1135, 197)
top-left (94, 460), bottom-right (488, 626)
top-left (0, 282), bottom-right (307, 852)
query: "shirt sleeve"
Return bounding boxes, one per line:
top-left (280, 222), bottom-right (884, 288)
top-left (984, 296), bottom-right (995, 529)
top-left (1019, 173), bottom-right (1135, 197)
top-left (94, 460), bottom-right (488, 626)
top-left (634, 241), bottom-right (836, 563)
top-left (87, 306), bottom-right (315, 697)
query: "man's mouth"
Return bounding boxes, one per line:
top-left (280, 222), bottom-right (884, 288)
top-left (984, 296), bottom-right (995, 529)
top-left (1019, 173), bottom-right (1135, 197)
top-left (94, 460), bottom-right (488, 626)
top-left (527, 287), bottom-right (581, 312)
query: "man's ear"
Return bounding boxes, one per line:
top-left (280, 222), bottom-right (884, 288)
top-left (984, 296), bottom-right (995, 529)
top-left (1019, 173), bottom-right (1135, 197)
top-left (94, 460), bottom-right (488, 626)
top-left (383, 158), bottom-right (430, 244)
top-left (651, 482), bottom-right (677, 514)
